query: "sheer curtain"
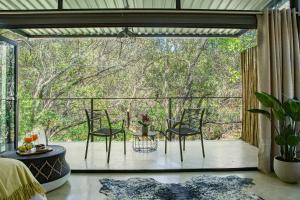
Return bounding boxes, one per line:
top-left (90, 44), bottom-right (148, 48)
top-left (257, 9), bottom-right (300, 173)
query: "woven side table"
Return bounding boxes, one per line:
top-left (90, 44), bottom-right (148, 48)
top-left (132, 131), bottom-right (158, 153)
top-left (0, 145), bottom-right (70, 192)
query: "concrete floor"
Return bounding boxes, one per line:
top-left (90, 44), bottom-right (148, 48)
top-left (46, 171), bottom-right (300, 200)
top-left (52, 140), bottom-right (258, 170)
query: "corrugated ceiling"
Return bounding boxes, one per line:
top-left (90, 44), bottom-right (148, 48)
top-left (0, 0), bottom-right (287, 38)
top-left (0, 0), bottom-right (58, 10)
top-left (0, 0), bottom-right (286, 10)
top-left (21, 27), bottom-right (244, 38)
top-left (64, 0), bottom-right (176, 9)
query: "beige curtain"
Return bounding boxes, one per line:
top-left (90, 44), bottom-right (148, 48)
top-left (257, 9), bottom-right (300, 173)
top-left (241, 47), bottom-right (258, 147)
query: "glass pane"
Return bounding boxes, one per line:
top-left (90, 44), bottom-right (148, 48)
top-left (0, 0), bottom-right (58, 10)
top-left (0, 41), bottom-right (16, 152)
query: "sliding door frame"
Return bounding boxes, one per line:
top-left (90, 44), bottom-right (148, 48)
top-left (0, 36), bottom-right (19, 151)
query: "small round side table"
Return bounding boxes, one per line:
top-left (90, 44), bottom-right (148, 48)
top-left (0, 145), bottom-right (70, 192)
top-left (132, 131), bottom-right (158, 153)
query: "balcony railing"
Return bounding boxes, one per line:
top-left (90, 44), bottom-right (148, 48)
top-left (18, 96), bottom-right (242, 142)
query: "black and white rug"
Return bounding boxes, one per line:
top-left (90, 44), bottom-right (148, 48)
top-left (99, 175), bottom-right (263, 200)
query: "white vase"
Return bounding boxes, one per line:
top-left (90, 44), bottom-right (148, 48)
top-left (273, 156), bottom-right (300, 183)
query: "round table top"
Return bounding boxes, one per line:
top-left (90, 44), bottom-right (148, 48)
top-left (132, 131), bottom-right (158, 137)
top-left (0, 145), bottom-right (65, 160)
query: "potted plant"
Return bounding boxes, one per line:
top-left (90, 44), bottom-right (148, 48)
top-left (138, 114), bottom-right (150, 136)
top-left (249, 92), bottom-right (300, 183)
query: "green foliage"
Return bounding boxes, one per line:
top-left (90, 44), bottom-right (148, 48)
top-left (249, 92), bottom-right (300, 161)
top-left (17, 35), bottom-right (256, 142)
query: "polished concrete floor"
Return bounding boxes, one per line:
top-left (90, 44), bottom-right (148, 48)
top-left (52, 140), bottom-right (258, 170)
top-left (46, 171), bottom-right (300, 200)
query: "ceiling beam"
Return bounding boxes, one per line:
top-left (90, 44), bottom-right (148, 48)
top-left (0, 11), bottom-right (257, 29)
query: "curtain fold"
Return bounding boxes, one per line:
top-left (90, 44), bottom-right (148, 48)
top-left (257, 9), bottom-right (300, 173)
top-left (241, 47), bottom-right (258, 147)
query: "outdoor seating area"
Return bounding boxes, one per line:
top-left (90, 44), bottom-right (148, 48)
top-left (83, 107), bottom-right (208, 164)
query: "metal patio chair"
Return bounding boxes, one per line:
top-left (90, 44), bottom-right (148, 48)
top-left (166, 108), bottom-right (206, 162)
top-left (84, 109), bottom-right (126, 163)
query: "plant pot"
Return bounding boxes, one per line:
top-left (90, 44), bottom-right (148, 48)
top-left (273, 156), bottom-right (300, 183)
top-left (142, 126), bottom-right (148, 136)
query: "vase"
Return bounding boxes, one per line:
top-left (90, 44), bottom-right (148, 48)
top-left (142, 125), bottom-right (148, 136)
top-left (274, 156), bottom-right (300, 183)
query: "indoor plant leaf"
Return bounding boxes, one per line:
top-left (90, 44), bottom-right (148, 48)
top-left (287, 135), bottom-right (300, 147)
top-left (254, 92), bottom-right (274, 107)
top-left (248, 109), bottom-right (271, 119)
top-left (283, 98), bottom-right (300, 121)
top-left (255, 92), bottom-right (286, 121)
top-left (275, 135), bottom-right (286, 146)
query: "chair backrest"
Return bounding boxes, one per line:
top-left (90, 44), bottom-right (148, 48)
top-left (85, 109), bottom-right (92, 133)
top-left (179, 108), bottom-right (206, 131)
top-left (85, 109), bottom-right (113, 134)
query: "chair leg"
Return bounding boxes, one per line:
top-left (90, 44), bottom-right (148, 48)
top-left (107, 136), bottom-right (112, 163)
top-left (123, 131), bottom-right (126, 155)
top-left (85, 134), bottom-right (90, 159)
top-left (179, 135), bottom-right (183, 162)
top-left (200, 132), bottom-right (205, 158)
top-left (183, 136), bottom-right (186, 151)
top-left (105, 137), bottom-right (108, 152)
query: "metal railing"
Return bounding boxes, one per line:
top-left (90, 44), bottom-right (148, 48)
top-left (18, 96), bottom-right (242, 141)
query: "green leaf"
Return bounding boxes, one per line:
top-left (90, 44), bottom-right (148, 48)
top-left (254, 92), bottom-right (285, 121)
top-left (282, 124), bottom-right (294, 136)
top-left (287, 135), bottom-right (300, 146)
top-left (275, 135), bottom-right (286, 145)
top-left (248, 109), bottom-right (271, 119)
top-left (283, 98), bottom-right (300, 121)
top-left (255, 92), bottom-right (274, 107)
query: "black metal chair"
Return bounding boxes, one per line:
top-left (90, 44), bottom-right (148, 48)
top-left (84, 109), bottom-right (126, 163)
top-left (166, 108), bottom-right (206, 162)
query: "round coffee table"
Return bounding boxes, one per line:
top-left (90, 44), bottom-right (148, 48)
top-left (0, 145), bottom-right (70, 192)
top-left (132, 131), bottom-right (158, 153)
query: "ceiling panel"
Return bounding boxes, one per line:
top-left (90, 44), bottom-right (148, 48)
top-left (0, 0), bottom-right (287, 10)
top-left (63, 0), bottom-right (176, 9)
top-left (181, 0), bottom-right (283, 10)
top-left (20, 27), bottom-right (245, 38)
top-left (0, 0), bottom-right (58, 10)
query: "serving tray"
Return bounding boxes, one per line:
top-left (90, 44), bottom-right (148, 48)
top-left (16, 147), bottom-right (53, 156)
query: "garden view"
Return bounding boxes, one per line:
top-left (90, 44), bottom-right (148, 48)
top-left (17, 32), bottom-right (256, 142)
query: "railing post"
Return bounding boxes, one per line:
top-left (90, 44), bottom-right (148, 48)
top-left (168, 97), bottom-right (172, 139)
top-left (91, 98), bottom-right (94, 142)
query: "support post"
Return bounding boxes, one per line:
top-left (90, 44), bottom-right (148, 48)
top-left (176, 0), bottom-right (181, 10)
top-left (90, 98), bottom-right (94, 142)
top-left (13, 45), bottom-right (18, 150)
top-left (58, 0), bottom-right (63, 10)
top-left (168, 98), bottom-right (172, 140)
